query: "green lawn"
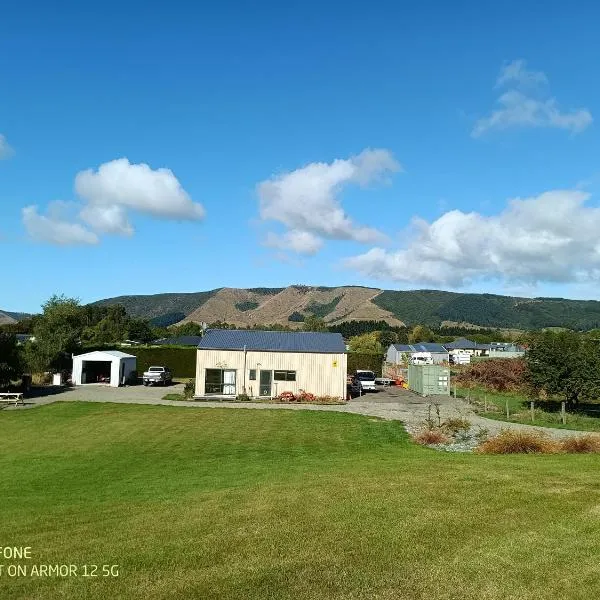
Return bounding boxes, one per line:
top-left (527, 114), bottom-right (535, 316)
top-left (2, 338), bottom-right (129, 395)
top-left (457, 386), bottom-right (600, 432)
top-left (2, 402), bottom-right (600, 600)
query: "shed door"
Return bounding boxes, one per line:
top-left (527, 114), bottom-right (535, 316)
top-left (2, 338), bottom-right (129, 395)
top-left (259, 370), bottom-right (272, 397)
top-left (223, 370), bottom-right (236, 395)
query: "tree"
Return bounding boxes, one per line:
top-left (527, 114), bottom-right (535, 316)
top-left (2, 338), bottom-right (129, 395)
top-left (26, 295), bottom-right (84, 373)
top-left (0, 333), bottom-right (22, 387)
top-left (525, 331), bottom-right (584, 406)
top-left (127, 318), bottom-right (156, 342)
top-left (348, 332), bottom-right (383, 355)
top-left (378, 330), bottom-right (399, 349)
top-left (409, 325), bottom-right (435, 344)
top-left (170, 321), bottom-right (204, 337)
top-left (303, 315), bottom-right (328, 332)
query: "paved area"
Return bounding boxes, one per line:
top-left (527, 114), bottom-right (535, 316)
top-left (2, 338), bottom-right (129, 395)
top-left (5, 383), bottom-right (589, 439)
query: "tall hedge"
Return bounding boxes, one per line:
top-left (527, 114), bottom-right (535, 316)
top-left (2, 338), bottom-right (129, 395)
top-left (347, 353), bottom-right (384, 376)
top-left (127, 347), bottom-right (196, 378)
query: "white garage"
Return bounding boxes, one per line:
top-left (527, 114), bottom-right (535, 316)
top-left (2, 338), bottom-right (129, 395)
top-left (72, 350), bottom-right (137, 387)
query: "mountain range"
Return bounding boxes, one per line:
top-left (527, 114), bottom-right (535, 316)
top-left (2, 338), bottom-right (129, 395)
top-left (87, 286), bottom-right (600, 331)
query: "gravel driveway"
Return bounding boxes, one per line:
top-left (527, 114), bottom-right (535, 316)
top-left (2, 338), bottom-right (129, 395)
top-left (10, 383), bottom-right (589, 440)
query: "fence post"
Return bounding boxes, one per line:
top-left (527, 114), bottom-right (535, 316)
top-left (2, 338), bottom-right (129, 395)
top-left (530, 401), bottom-right (535, 423)
top-left (505, 398), bottom-right (510, 419)
top-left (561, 402), bottom-right (566, 425)
top-left (453, 385), bottom-right (456, 398)
top-left (484, 395), bottom-right (487, 413)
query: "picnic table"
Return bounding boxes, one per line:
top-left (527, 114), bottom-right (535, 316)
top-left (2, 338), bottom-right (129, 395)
top-left (0, 392), bottom-right (24, 406)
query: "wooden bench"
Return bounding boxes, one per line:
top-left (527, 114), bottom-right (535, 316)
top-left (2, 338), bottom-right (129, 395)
top-left (0, 393), bottom-right (24, 406)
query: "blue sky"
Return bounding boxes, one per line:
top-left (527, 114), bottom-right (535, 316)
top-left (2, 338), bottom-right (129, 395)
top-left (2, 0), bottom-right (600, 312)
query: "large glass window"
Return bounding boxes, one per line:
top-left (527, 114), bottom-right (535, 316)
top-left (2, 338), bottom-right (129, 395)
top-left (273, 370), bottom-right (296, 382)
top-left (205, 369), bottom-right (236, 395)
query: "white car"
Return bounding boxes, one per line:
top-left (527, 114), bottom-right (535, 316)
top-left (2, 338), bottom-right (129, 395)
top-left (354, 370), bottom-right (377, 392)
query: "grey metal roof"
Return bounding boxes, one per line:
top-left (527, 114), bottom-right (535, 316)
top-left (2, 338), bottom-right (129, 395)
top-left (154, 335), bottom-right (204, 346)
top-left (198, 329), bottom-right (346, 353)
top-left (393, 343), bottom-right (448, 353)
top-left (444, 338), bottom-right (477, 350)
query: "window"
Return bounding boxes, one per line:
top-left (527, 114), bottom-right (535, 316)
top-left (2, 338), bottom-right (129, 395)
top-left (249, 369), bottom-right (257, 381)
top-left (205, 369), bottom-right (236, 395)
top-left (273, 370), bottom-right (296, 382)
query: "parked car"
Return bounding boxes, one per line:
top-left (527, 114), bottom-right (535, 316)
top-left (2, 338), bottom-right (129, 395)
top-left (354, 370), bottom-right (377, 392)
top-left (142, 366), bottom-right (173, 386)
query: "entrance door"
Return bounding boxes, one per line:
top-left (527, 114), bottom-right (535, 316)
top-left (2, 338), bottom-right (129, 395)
top-left (259, 370), bottom-right (272, 397)
top-left (222, 370), bottom-right (236, 395)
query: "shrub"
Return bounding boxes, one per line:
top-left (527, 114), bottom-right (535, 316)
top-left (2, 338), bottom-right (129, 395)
top-left (236, 393), bottom-right (250, 402)
top-left (455, 358), bottom-right (526, 392)
top-left (297, 390), bottom-right (316, 402)
top-left (477, 430), bottom-right (559, 454)
top-left (413, 429), bottom-right (451, 446)
top-left (442, 417), bottom-right (471, 435)
top-left (560, 435), bottom-right (600, 453)
top-left (183, 379), bottom-right (195, 399)
top-left (276, 391), bottom-right (296, 402)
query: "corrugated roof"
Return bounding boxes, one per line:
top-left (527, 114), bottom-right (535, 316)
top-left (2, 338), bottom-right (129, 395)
top-left (198, 329), bottom-right (346, 353)
top-left (444, 338), bottom-right (477, 349)
top-left (74, 350), bottom-right (136, 359)
top-left (393, 343), bottom-right (448, 353)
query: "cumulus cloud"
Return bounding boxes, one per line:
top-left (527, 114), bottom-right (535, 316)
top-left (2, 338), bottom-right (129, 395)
top-left (344, 190), bottom-right (600, 287)
top-left (264, 230), bottom-right (323, 255)
top-left (22, 205), bottom-right (98, 246)
top-left (0, 134), bottom-right (14, 159)
top-left (257, 148), bottom-right (400, 254)
top-left (23, 158), bottom-right (203, 245)
top-left (473, 60), bottom-right (592, 137)
top-left (75, 158), bottom-right (204, 220)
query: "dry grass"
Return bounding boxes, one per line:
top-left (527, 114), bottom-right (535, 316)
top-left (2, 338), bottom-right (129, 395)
top-left (477, 430), bottom-right (559, 454)
top-left (413, 428), bottom-right (451, 445)
top-left (560, 435), bottom-right (600, 453)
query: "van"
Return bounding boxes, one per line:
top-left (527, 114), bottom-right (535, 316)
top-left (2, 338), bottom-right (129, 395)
top-left (354, 370), bottom-right (377, 392)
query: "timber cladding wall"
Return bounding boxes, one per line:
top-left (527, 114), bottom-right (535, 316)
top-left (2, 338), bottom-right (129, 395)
top-left (195, 349), bottom-right (348, 398)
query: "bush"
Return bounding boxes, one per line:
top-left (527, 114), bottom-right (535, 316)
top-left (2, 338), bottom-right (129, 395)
top-left (477, 430), bottom-right (559, 454)
top-left (442, 417), bottom-right (471, 435)
top-left (413, 429), bottom-right (451, 445)
top-left (183, 379), bottom-right (195, 399)
top-left (455, 358), bottom-right (526, 392)
top-left (347, 353), bottom-right (384, 376)
top-left (236, 393), bottom-right (250, 402)
top-left (124, 347), bottom-right (196, 378)
top-left (560, 435), bottom-right (600, 453)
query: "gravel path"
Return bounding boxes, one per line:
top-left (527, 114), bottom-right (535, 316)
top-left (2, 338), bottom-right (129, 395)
top-left (9, 383), bottom-right (590, 440)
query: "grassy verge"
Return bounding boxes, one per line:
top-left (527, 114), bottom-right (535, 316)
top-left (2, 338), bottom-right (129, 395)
top-left (2, 403), bottom-right (600, 599)
top-left (456, 386), bottom-right (600, 432)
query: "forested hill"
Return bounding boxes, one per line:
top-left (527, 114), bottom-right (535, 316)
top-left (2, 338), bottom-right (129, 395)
top-left (89, 286), bottom-right (600, 331)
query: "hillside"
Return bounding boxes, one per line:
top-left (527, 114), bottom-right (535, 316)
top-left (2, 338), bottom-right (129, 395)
top-left (90, 286), bottom-right (600, 330)
top-left (0, 310), bottom-right (31, 325)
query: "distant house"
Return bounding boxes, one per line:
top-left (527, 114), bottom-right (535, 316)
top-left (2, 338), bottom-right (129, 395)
top-left (488, 342), bottom-right (525, 358)
top-left (153, 335), bottom-right (204, 347)
top-left (195, 329), bottom-right (347, 399)
top-left (386, 343), bottom-right (449, 365)
top-left (444, 338), bottom-right (490, 357)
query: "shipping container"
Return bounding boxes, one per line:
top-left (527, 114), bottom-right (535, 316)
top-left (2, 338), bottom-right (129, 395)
top-left (408, 364), bottom-right (450, 396)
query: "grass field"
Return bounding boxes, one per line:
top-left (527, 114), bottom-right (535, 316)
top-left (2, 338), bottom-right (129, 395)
top-left (457, 385), bottom-right (600, 432)
top-left (2, 402), bottom-right (600, 599)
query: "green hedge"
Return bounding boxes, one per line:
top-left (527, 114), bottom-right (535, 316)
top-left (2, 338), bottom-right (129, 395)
top-left (347, 353), bottom-right (384, 376)
top-left (127, 347), bottom-right (196, 378)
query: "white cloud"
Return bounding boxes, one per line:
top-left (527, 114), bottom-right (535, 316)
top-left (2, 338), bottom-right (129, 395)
top-left (0, 134), bottom-right (14, 159)
top-left (22, 205), bottom-right (98, 246)
top-left (257, 148), bottom-right (400, 253)
top-left (79, 204), bottom-right (133, 236)
top-left (23, 158), bottom-right (203, 245)
top-left (473, 60), bottom-right (592, 137)
top-left (344, 190), bottom-right (600, 287)
top-left (75, 158), bottom-right (204, 220)
top-left (495, 59), bottom-right (548, 88)
top-left (264, 230), bottom-right (323, 255)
